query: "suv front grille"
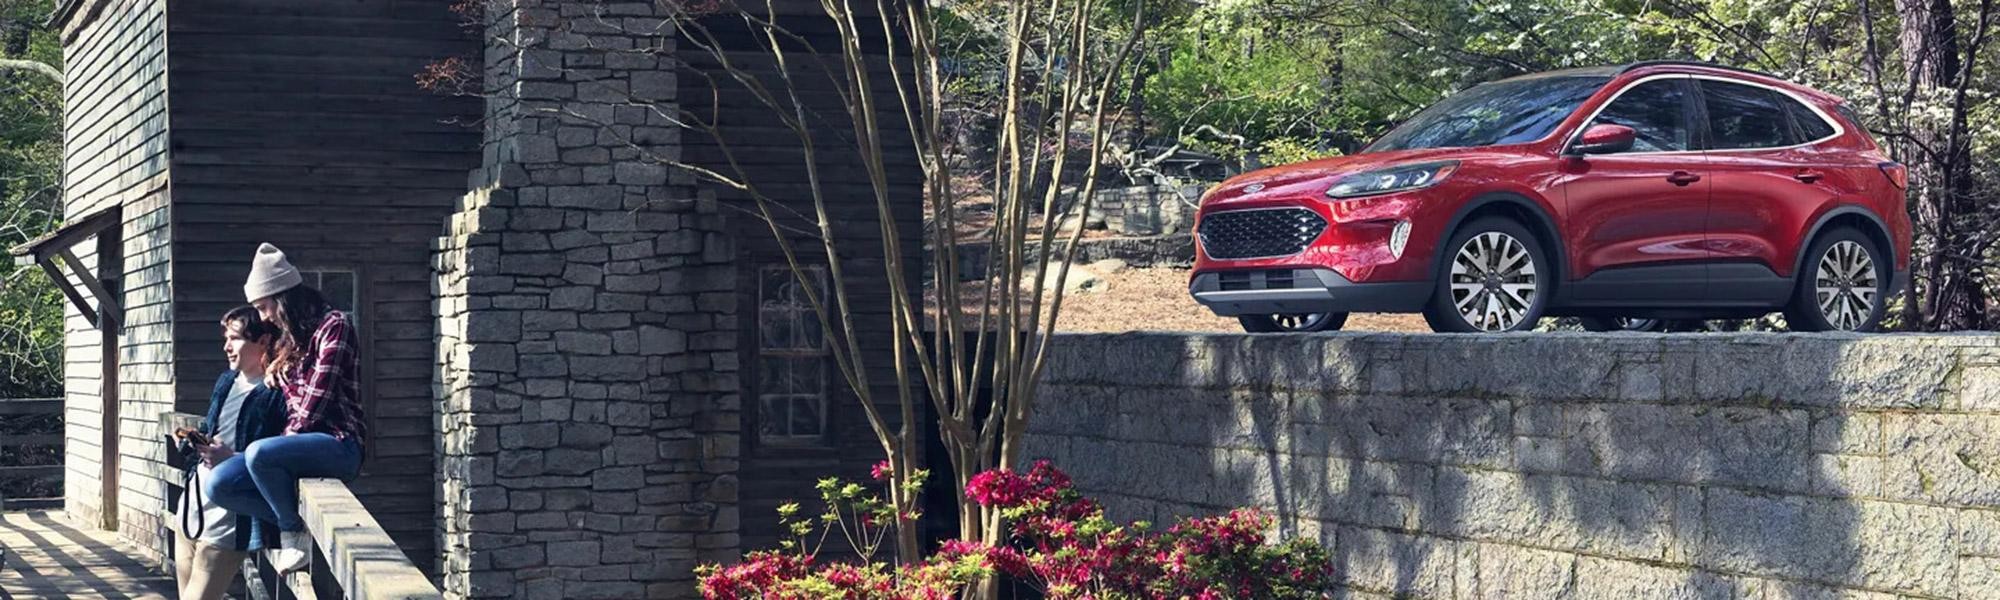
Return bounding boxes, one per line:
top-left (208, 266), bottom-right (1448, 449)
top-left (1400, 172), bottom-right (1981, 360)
top-left (1216, 269), bottom-right (1311, 291)
top-left (1198, 208), bottom-right (1327, 260)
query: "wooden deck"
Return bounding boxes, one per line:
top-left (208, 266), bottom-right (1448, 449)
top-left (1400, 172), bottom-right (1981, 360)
top-left (0, 510), bottom-right (173, 599)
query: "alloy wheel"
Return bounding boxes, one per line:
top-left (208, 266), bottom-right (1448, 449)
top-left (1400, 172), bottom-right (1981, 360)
top-left (1269, 313), bottom-right (1334, 331)
top-left (1612, 317), bottom-right (1662, 331)
top-left (1814, 240), bottom-right (1878, 331)
top-left (1448, 231), bottom-right (1539, 331)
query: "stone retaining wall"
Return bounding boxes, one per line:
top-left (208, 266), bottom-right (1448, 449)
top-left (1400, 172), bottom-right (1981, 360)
top-left (1026, 333), bottom-right (2000, 599)
top-left (1086, 184), bottom-right (1202, 236)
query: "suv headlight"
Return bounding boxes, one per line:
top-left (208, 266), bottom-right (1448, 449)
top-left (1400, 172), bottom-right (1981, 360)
top-left (1326, 161), bottom-right (1459, 199)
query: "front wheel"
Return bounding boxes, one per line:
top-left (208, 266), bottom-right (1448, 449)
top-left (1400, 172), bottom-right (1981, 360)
top-left (1423, 217), bottom-right (1552, 333)
top-left (1239, 312), bottom-right (1349, 333)
top-left (1784, 228), bottom-right (1888, 332)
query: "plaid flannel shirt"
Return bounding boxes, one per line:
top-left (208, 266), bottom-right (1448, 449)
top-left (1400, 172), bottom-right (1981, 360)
top-left (281, 310), bottom-right (367, 445)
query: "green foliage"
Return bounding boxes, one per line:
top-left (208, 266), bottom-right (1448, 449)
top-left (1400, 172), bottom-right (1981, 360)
top-left (0, 0), bottom-right (62, 398)
top-left (1142, 2), bottom-right (1360, 158)
top-left (1255, 137), bottom-right (1343, 166)
top-left (1103, 0), bottom-right (2000, 326)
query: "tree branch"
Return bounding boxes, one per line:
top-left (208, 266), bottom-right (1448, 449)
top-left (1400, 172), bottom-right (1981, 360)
top-left (0, 59), bottom-right (61, 82)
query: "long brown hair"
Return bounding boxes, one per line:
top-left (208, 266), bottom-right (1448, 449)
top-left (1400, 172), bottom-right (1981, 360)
top-left (266, 285), bottom-right (333, 383)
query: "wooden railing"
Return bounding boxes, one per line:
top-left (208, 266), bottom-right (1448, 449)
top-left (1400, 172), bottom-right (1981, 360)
top-left (161, 412), bottom-right (440, 600)
top-left (0, 398), bottom-right (63, 510)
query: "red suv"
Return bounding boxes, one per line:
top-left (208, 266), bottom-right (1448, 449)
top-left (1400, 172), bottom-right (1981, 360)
top-left (1190, 61), bottom-right (1911, 333)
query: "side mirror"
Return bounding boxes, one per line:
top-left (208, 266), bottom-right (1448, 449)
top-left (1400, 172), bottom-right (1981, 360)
top-left (1568, 124), bottom-right (1636, 155)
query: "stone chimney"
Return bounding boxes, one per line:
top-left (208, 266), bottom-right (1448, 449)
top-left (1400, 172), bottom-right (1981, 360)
top-left (432, 2), bottom-right (741, 598)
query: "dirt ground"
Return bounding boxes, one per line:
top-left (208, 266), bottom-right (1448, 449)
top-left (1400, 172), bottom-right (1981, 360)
top-left (926, 266), bottom-right (1431, 333)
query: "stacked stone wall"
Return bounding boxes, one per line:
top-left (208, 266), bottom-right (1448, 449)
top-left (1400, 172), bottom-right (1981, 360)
top-left (1028, 333), bottom-right (2000, 599)
top-left (433, 1), bottom-right (739, 598)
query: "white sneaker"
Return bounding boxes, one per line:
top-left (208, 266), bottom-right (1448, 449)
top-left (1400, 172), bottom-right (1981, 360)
top-left (273, 530), bottom-right (313, 573)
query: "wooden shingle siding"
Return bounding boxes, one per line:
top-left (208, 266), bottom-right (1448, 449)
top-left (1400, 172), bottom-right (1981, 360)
top-left (61, 0), bottom-right (169, 218)
top-left (680, 13), bottom-right (927, 551)
top-left (164, 0), bottom-right (480, 572)
top-left (56, 0), bottom-right (173, 558)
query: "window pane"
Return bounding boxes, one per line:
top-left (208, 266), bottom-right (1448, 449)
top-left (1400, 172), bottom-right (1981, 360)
top-left (1593, 79), bottom-right (1690, 152)
top-left (758, 307), bottom-right (822, 350)
top-left (759, 308), bottom-right (800, 350)
top-left (789, 396), bottom-right (824, 437)
top-left (761, 268), bottom-right (818, 310)
top-left (1835, 104), bottom-right (1877, 146)
top-left (759, 267), bottom-right (824, 350)
top-left (759, 356), bottom-right (824, 395)
top-left (1704, 81), bottom-right (1793, 150)
top-left (321, 272), bottom-right (356, 313)
top-left (1790, 101), bottom-right (1836, 141)
top-left (759, 396), bottom-right (789, 437)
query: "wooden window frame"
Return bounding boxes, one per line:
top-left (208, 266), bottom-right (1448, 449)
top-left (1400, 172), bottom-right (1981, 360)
top-left (754, 265), bottom-right (831, 446)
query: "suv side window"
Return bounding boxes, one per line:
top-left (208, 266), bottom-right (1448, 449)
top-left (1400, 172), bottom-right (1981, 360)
top-left (1702, 80), bottom-right (1795, 150)
top-left (1834, 103), bottom-right (1879, 147)
top-left (1788, 100), bottom-right (1837, 141)
top-left (1591, 78), bottom-right (1692, 152)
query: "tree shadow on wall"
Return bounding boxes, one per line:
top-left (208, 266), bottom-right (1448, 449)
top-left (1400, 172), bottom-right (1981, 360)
top-left (1026, 332), bottom-right (1970, 599)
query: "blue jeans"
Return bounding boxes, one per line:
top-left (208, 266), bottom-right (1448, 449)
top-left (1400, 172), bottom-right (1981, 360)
top-left (206, 433), bottom-right (361, 533)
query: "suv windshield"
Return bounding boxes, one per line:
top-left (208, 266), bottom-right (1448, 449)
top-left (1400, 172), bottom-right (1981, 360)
top-left (1366, 76), bottom-right (1610, 152)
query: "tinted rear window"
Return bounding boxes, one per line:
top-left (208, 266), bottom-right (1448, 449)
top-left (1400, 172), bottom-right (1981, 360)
top-left (1788, 100), bottom-right (1837, 141)
top-left (1835, 104), bottom-right (1877, 146)
top-left (1702, 80), bottom-right (1794, 150)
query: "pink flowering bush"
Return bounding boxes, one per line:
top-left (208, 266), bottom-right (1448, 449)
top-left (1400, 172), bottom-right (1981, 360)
top-left (699, 460), bottom-right (1337, 600)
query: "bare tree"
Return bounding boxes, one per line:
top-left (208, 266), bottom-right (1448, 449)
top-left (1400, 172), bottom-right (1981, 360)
top-left (446, 0), bottom-right (1144, 569)
top-left (666, 0), bottom-right (1143, 565)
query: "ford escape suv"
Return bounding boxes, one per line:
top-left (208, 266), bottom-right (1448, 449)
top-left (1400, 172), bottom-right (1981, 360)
top-left (1190, 61), bottom-right (1911, 333)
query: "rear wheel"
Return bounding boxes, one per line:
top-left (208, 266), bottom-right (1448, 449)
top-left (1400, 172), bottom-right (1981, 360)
top-left (1239, 312), bottom-right (1349, 333)
top-left (1785, 227), bottom-right (1888, 332)
top-left (1423, 217), bottom-right (1551, 333)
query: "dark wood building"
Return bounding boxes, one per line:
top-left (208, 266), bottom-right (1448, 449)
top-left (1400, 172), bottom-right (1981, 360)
top-left (38, 0), bottom-right (479, 566)
top-left (679, 11), bottom-right (926, 552)
top-left (36, 0), bottom-right (920, 593)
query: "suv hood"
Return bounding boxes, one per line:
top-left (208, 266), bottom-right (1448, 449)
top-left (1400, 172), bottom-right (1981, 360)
top-left (1203, 147), bottom-right (1482, 207)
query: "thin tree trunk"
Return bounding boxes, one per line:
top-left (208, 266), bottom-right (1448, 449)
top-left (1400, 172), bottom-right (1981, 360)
top-left (1894, 0), bottom-right (1989, 329)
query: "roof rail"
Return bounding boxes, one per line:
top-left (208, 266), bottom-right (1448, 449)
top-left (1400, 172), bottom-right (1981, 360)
top-left (1619, 60), bottom-right (1782, 80)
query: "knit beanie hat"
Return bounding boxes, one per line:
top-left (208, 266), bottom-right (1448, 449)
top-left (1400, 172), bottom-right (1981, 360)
top-left (244, 243), bottom-right (304, 302)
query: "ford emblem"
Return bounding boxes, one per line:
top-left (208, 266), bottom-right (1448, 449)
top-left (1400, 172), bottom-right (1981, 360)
top-left (1244, 183), bottom-right (1266, 193)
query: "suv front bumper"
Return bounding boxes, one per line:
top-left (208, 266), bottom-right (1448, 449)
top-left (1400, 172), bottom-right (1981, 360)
top-left (1189, 268), bottom-right (1431, 316)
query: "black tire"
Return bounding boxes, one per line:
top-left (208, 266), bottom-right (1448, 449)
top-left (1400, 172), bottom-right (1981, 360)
top-left (1785, 227), bottom-right (1889, 332)
top-left (1423, 217), bottom-right (1553, 333)
top-left (1238, 312), bottom-right (1349, 333)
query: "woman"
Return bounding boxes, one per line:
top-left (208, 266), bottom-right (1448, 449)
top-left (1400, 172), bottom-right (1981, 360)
top-left (174, 307), bottom-right (288, 600)
top-left (206, 243), bottom-right (368, 573)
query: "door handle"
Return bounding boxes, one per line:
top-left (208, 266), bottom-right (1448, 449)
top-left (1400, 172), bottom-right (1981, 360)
top-left (1666, 171), bottom-right (1702, 186)
top-left (1793, 171), bottom-right (1824, 183)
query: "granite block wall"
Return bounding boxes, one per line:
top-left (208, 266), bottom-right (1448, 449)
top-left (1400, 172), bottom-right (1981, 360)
top-left (1027, 333), bottom-right (2000, 599)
